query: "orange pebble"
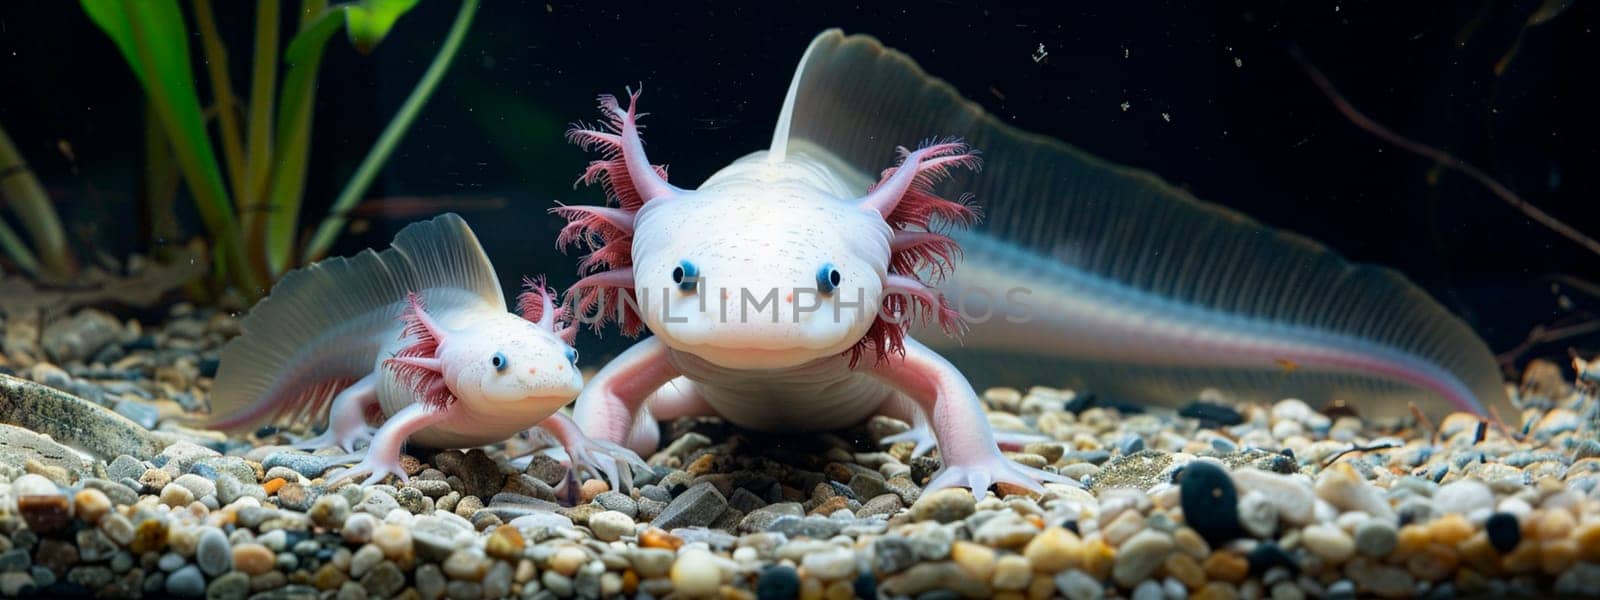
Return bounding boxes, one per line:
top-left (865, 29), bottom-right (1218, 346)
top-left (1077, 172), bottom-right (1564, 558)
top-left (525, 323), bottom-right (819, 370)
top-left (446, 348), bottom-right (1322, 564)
top-left (1501, 541), bottom-right (1540, 574)
top-left (639, 528), bottom-right (683, 550)
top-left (1534, 509), bottom-right (1577, 542)
top-left (1575, 521), bottom-right (1600, 563)
top-left (1393, 524), bottom-right (1430, 560)
top-left (1405, 543), bottom-right (1458, 582)
top-left (1192, 581), bottom-right (1239, 600)
top-left (1427, 514), bottom-right (1474, 547)
top-left (1203, 551), bottom-right (1249, 584)
top-left (1540, 538), bottom-right (1579, 575)
top-left (262, 478), bottom-right (286, 495)
top-left (580, 479), bottom-right (610, 503)
top-left (1163, 553), bottom-right (1206, 589)
top-left (1081, 539), bottom-right (1115, 580)
top-left (1456, 532), bottom-right (1500, 576)
top-left (622, 570), bottom-right (639, 595)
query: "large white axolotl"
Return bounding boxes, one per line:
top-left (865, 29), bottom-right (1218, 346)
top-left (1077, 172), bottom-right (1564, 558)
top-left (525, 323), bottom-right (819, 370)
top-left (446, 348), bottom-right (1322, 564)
top-left (555, 29), bottom-right (1523, 492)
top-left (209, 213), bottom-right (644, 487)
top-left (551, 91), bottom-right (1069, 493)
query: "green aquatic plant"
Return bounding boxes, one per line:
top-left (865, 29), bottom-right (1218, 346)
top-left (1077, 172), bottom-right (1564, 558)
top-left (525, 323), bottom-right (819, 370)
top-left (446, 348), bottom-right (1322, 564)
top-left (80, 0), bottom-right (478, 299)
top-left (0, 124), bottom-right (77, 281)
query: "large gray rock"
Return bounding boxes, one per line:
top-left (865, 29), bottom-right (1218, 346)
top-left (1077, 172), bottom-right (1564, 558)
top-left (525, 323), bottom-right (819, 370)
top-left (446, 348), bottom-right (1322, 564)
top-left (0, 424), bottom-right (98, 480)
top-left (0, 374), bottom-right (164, 461)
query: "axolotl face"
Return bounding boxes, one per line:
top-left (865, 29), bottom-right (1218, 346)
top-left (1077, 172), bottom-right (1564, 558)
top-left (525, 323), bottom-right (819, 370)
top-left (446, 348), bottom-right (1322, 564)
top-left (438, 312), bottom-right (584, 407)
top-left (629, 162), bottom-right (893, 370)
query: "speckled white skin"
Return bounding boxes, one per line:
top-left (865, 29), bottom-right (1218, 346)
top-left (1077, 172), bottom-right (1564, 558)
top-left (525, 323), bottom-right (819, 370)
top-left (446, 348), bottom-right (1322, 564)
top-left (385, 304), bottom-right (583, 447)
top-left (631, 153), bottom-right (889, 370)
top-left (313, 293), bottom-right (606, 486)
top-left (574, 149), bottom-right (1073, 493)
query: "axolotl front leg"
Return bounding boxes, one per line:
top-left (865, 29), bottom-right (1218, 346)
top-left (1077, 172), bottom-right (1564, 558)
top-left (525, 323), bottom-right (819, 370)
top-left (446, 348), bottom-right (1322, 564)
top-left (870, 337), bottom-right (1077, 493)
top-left (571, 337), bottom-right (710, 456)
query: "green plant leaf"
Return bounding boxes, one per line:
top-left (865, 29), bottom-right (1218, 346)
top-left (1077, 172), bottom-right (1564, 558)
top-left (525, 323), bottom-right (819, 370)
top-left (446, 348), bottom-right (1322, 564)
top-left (344, 0), bottom-right (420, 54)
top-left (80, 0), bottom-right (263, 297)
top-left (303, 0), bottom-right (477, 264)
top-left (262, 6), bottom-right (342, 275)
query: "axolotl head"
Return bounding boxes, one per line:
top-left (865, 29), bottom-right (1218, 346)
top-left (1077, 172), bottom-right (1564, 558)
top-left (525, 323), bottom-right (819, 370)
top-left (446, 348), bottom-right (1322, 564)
top-left (555, 90), bottom-right (977, 369)
top-left (627, 160), bottom-right (892, 369)
top-left (387, 280), bottom-right (583, 411)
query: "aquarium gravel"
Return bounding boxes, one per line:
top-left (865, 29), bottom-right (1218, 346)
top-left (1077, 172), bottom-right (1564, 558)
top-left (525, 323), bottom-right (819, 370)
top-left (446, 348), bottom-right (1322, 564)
top-left (1, 305), bottom-right (1598, 599)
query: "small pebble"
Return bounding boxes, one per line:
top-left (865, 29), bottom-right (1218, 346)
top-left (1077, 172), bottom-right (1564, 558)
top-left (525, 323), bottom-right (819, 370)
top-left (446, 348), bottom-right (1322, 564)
top-left (671, 549), bottom-right (722, 597)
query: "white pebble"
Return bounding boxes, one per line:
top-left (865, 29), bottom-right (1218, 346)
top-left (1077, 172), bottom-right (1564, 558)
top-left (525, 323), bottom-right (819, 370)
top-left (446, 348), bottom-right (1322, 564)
top-left (670, 549), bottom-right (723, 597)
top-left (801, 546), bottom-right (856, 581)
top-left (1434, 480), bottom-right (1494, 517)
top-left (1301, 524), bottom-right (1355, 563)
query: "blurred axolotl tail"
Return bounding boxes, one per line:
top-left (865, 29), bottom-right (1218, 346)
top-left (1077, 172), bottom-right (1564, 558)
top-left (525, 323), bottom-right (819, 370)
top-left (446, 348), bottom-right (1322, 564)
top-left (769, 30), bottom-right (1513, 424)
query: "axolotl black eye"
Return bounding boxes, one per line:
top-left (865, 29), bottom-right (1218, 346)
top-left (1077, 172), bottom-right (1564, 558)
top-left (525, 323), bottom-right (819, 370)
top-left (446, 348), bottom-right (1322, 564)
top-left (816, 263), bottom-right (841, 295)
top-left (672, 260), bottom-right (700, 293)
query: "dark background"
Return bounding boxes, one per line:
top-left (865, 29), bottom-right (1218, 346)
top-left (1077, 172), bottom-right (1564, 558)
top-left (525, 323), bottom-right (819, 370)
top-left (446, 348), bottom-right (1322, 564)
top-left (1, 1), bottom-right (1595, 376)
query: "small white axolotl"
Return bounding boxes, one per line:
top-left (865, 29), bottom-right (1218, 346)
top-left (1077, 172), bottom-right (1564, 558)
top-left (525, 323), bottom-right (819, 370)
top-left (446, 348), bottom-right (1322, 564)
top-left (551, 89), bottom-right (1069, 493)
top-left (209, 213), bottom-right (645, 488)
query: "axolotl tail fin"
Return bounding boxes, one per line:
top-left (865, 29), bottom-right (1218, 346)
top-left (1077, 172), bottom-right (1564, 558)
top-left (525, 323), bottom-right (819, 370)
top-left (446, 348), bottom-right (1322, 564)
top-left (768, 30), bottom-right (1512, 423)
top-left (209, 213), bottom-right (505, 431)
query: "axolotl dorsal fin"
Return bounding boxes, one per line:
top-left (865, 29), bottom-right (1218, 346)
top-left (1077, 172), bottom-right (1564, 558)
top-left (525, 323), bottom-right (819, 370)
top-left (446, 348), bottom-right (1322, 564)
top-left (210, 213), bottom-right (504, 431)
top-left (768, 29), bottom-right (1513, 423)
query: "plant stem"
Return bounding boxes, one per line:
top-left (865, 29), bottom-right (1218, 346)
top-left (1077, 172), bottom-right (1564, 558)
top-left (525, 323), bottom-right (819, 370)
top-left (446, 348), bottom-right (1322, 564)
top-left (0, 122), bottom-right (76, 280)
top-left (0, 219), bottom-right (41, 277)
top-left (121, 0), bottom-right (262, 297)
top-left (141, 100), bottom-right (182, 249)
top-left (190, 0), bottom-right (247, 206)
top-left (241, 0), bottom-right (279, 256)
top-left (303, 0), bottom-right (479, 264)
top-left (261, 0), bottom-right (332, 276)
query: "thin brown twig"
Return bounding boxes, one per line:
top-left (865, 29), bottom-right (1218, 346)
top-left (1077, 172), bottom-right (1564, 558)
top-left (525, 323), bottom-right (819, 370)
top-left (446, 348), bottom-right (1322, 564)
top-left (1289, 47), bottom-right (1600, 259)
top-left (1323, 441), bottom-right (1402, 468)
top-left (1409, 402), bottom-right (1438, 446)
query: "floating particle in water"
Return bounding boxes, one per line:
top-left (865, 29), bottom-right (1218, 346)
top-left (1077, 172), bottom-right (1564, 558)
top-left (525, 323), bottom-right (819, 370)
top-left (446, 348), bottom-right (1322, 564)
top-left (1161, 113), bottom-right (1172, 123)
top-left (1121, 101), bottom-right (1131, 112)
top-left (1235, 57), bottom-right (1244, 68)
top-left (1124, 47), bottom-right (1130, 59)
top-left (1032, 43), bottom-right (1048, 63)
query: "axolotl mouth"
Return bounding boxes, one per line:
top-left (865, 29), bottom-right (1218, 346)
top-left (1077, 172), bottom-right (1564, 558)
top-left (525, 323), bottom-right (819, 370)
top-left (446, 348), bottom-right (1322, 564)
top-left (668, 339), bottom-right (843, 370)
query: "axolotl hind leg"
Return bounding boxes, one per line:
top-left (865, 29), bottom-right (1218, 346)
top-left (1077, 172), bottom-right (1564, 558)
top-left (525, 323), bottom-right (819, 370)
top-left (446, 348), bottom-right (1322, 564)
top-left (326, 403), bottom-right (452, 486)
top-left (289, 374), bottom-right (379, 452)
top-left (869, 338), bottom-right (1080, 494)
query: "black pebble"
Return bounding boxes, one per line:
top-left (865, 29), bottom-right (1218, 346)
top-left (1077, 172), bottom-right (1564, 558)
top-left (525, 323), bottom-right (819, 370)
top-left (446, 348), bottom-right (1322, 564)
top-left (853, 571), bottom-right (877, 600)
top-left (1247, 541), bottom-right (1300, 576)
top-left (38, 581), bottom-right (92, 599)
top-left (1061, 520), bottom-right (1079, 535)
top-left (1178, 401), bottom-right (1245, 427)
top-left (198, 356), bottom-right (221, 378)
top-left (1178, 461), bottom-right (1244, 547)
top-left (1062, 392), bottom-right (1098, 414)
top-left (1485, 512), bottom-right (1521, 553)
top-left (1062, 391), bottom-right (1145, 415)
top-left (756, 565), bottom-right (800, 600)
